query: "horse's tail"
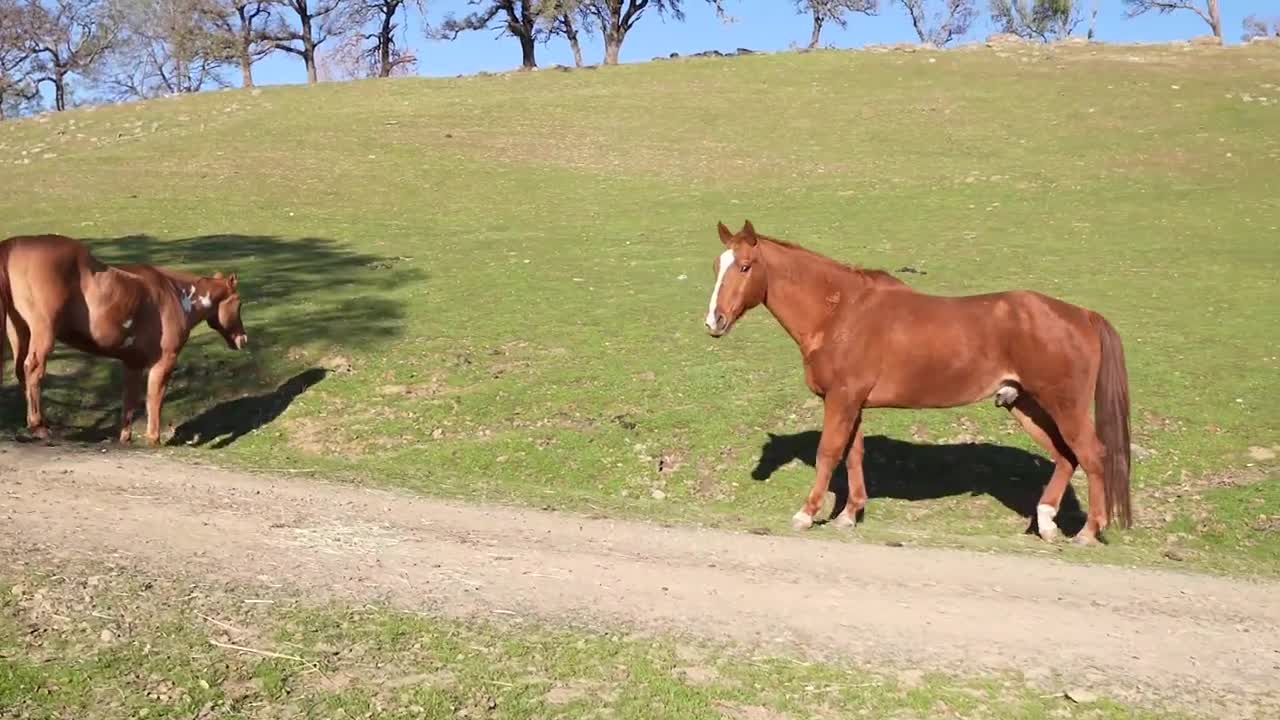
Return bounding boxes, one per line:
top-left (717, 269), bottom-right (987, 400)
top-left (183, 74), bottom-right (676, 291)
top-left (1091, 311), bottom-right (1132, 529)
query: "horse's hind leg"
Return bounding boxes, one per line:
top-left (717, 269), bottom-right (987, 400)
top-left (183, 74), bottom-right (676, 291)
top-left (22, 327), bottom-right (54, 439)
top-left (1008, 393), bottom-right (1078, 542)
top-left (6, 317), bottom-right (26, 387)
top-left (1054, 409), bottom-right (1109, 546)
top-left (1028, 389), bottom-right (1109, 545)
top-left (118, 365), bottom-right (144, 443)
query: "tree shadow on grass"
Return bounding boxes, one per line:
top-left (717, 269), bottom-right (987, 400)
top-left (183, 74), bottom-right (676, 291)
top-left (1, 234), bottom-right (423, 443)
top-left (750, 430), bottom-right (1086, 536)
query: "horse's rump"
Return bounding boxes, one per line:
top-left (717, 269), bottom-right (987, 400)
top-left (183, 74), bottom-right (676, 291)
top-left (0, 235), bottom-right (157, 361)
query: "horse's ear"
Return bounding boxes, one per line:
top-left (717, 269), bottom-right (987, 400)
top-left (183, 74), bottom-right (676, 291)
top-left (717, 221), bottom-right (733, 247)
top-left (227, 272), bottom-right (238, 290)
top-left (741, 220), bottom-right (758, 247)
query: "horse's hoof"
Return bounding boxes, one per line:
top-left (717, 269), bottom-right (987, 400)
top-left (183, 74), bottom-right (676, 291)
top-left (1072, 532), bottom-right (1099, 547)
top-left (831, 511), bottom-right (856, 529)
top-left (791, 511), bottom-right (814, 531)
top-left (143, 435), bottom-right (161, 447)
top-left (1035, 504), bottom-right (1059, 543)
top-left (29, 426), bottom-right (51, 441)
top-left (118, 431), bottom-right (132, 444)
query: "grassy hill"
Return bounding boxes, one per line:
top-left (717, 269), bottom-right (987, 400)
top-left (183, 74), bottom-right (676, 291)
top-left (2, 40), bottom-right (1278, 575)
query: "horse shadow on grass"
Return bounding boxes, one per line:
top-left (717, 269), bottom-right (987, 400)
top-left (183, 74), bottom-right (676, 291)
top-left (168, 367), bottom-right (329, 449)
top-left (750, 430), bottom-right (1086, 536)
top-left (2, 233), bottom-right (423, 444)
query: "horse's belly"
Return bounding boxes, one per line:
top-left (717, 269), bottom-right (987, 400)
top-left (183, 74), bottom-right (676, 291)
top-left (61, 316), bottom-right (133, 356)
top-left (865, 358), bottom-right (1013, 409)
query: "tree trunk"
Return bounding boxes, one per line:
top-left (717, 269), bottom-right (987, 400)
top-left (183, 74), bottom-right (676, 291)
top-left (301, 13), bottom-right (318, 83)
top-left (1087, 0), bottom-right (1098, 40)
top-left (378, 9), bottom-right (394, 77)
top-left (808, 14), bottom-right (823, 49)
top-left (517, 32), bottom-right (536, 69)
top-left (569, 36), bottom-right (583, 67)
top-left (603, 35), bottom-right (621, 65)
top-left (1206, 0), bottom-right (1221, 38)
top-left (562, 13), bottom-right (583, 67)
top-left (237, 7), bottom-right (256, 87)
top-left (239, 50), bottom-right (254, 87)
top-left (54, 71), bottom-right (66, 111)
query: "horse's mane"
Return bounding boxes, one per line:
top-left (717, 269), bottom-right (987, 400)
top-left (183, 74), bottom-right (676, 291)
top-left (116, 261), bottom-right (201, 285)
top-left (759, 235), bottom-right (908, 288)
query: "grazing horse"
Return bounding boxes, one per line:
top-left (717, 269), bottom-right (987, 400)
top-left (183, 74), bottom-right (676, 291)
top-left (703, 221), bottom-right (1131, 545)
top-left (0, 234), bottom-right (248, 444)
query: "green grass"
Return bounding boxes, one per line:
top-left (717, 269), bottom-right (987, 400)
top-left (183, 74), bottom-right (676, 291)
top-left (1, 42), bottom-right (1278, 575)
top-left (0, 569), bottom-right (1187, 720)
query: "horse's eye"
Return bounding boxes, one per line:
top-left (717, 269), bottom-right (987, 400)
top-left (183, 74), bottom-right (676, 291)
top-left (740, 264), bottom-right (750, 272)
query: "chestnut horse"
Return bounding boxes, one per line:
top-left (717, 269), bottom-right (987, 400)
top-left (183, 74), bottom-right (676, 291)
top-left (0, 234), bottom-right (248, 444)
top-left (704, 221), bottom-right (1131, 545)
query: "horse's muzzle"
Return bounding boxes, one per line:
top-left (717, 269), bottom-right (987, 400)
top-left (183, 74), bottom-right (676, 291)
top-left (706, 313), bottom-right (730, 337)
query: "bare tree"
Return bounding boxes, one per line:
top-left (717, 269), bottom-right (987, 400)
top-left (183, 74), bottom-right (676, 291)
top-left (579, 1), bottom-right (725, 65)
top-left (109, 0), bottom-right (231, 99)
top-left (794, 0), bottom-right (877, 50)
top-left (24, 0), bottom-right (120, 111)
top-left (1086, 0), bottom-right (1096, 39)
top-left (1242, 14), bottom-right (1279, 42)
top-left (989, 0), bottom-right (1082, 42)
top-left (433, 0), bottom-right (541, 69)
top-left (314, 23), bottom-right (359, 77)
top-left (1121, 0), bottom-right (1220, 40)
top-left (268, 0), bottom-right (357, 83)
top-left (540, 0), bottom-right (588, 66)
top-left (1, 0), bottom-right (40, 116)
top-left (895, 0), bottom-right (975, 46)
top-left (212, 0), bottom-right (274, 86)
top-left (355, 0), bottom-right (422, 77)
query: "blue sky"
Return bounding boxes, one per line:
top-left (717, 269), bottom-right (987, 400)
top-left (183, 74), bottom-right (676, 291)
top-left (247, 0), bottom-right (1275, 85)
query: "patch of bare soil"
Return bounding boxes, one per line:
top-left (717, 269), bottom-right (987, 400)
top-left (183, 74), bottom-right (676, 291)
top-left (1, 443), bottom-right (1279, 717)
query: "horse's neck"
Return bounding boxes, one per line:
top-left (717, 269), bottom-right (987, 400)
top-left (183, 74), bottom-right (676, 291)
top-left (132, 265), bottom-right (211, 331)
top-left (761, 243), bottom-right (877, 352)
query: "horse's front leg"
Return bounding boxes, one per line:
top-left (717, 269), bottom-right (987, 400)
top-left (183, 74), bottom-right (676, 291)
top-left (831, 421), bottom-right (866, 529)
top-left (792, 394), bottom-right (859, 531)
top-left (143, 354), bottom-right (177, 446)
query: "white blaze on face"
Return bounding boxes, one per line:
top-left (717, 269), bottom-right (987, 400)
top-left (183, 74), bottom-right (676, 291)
top-left (198, 293), bottom-right (212, 309)
top-left (704, 249), bottom-right (736, 330)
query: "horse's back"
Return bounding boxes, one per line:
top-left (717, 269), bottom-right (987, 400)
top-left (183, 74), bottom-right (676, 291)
top-left (876, 287), bottom-right (1092, 331)
top-left (851, 286), bottom-right (1100, 406)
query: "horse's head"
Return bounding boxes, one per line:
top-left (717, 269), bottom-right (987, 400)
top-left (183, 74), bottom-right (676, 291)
top-left (704, 220), bottom-right (767, 337)
top-left (203, 271), bottom-right (248, 351)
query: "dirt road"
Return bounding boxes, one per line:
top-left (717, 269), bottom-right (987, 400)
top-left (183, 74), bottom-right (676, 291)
top-left (2, 443), bottom-right (1278, 716)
